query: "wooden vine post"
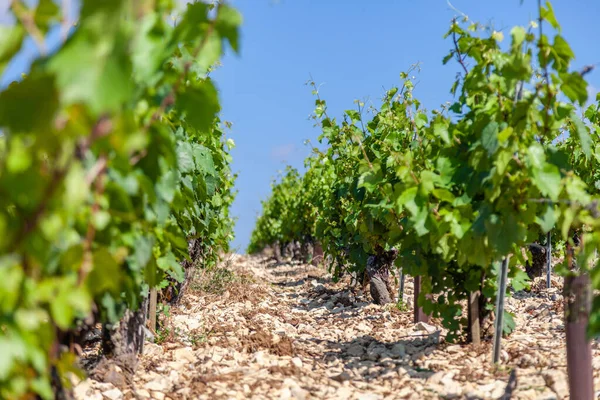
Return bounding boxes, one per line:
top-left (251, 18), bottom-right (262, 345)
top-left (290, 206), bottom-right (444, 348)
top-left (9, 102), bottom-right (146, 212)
top-left (413, 276), bottom-right (430, 323)
top-left (468, 291), bottom-right (480, 346)
top-left (149, 288), bottom-right (158, 333)
top-left (492, 257), bottom-right (509, 364)
top-left (564, 241), bottom-right (594, 399)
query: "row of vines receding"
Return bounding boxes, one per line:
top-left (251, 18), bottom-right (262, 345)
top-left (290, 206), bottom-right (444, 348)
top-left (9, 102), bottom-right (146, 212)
top-left (0, 0), bottom-right (240, 398)
top-left (249, 1), bottom-right (600, 351)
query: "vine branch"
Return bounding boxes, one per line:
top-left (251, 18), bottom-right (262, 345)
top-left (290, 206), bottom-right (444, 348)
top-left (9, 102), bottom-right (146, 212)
top-left (10, 0), bottom-right (47, 55)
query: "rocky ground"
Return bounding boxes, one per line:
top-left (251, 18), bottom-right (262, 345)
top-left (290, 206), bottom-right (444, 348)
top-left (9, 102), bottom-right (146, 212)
top-left (74, 254), bottom-right (600, 400)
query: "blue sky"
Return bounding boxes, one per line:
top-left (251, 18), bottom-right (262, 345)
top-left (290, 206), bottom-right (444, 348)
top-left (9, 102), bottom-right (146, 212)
top-left (2, 1), bottom-right (599, 253)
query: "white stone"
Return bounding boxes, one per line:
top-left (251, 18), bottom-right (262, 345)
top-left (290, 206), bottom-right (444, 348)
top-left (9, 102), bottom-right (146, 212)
top-left (356, 322), bottom-right (371, 332)
top-left (144, 378), bottom-right (170, 392)
top-left (94, 383), bottom-right (116, 392)
top-left (291, 357), bottom-right (303, 368)
top-left (73, 380), bottom-right (93, 399)
top-left (443, 378), bottom-right (463, 398)
top-left (136, 389), bottom-right (151, 399)
top-left (543, 370), bottom-right (568, 399)
top-left (290, 386), bottom-right (308, 400)
top-left (101, 388), bottom-right (123, 400)
top-left (174, 347), bottom-right (196, 363)
top-left (279, 387), bottom-right (292, 400)
top-left (414, 321), bottom-right (438, 334)
top-left (357, 393), bottom-right (383, 400)
top-left (144, 343), bottom-right (164, 357)
top-left (254, 350), bottom-right (268, 366)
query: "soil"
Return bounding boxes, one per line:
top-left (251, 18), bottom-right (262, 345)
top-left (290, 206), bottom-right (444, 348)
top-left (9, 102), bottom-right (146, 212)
top-left (73, 254), bottom-right (600, 400)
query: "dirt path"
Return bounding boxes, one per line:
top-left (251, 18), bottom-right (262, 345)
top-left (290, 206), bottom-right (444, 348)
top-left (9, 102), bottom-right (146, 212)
top-left (74, 255), bottom-right (600, 400)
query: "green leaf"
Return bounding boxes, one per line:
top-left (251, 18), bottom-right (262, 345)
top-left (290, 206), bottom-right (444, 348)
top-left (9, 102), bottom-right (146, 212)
top-left (561, 207), bottom-right (576, 240)
top-left (80, 0), bottom-right (122, 19)
top-left (510, 26), bottom-right (526, 48)
top-left (193, 144), bottom-right (217, 175)
top-left (503, 311), bottom-right (516, 335)
top-left (130, 235), bottom-right (153, 271)
top-left (541, 1), bottom-right (560, 31)
top-left (415, 113), bottom-right (428, 128)
top-left (0, 25), bottom-right (25, 76)
top-left (526, 143), bottom-right (545, 169)
top-left (63, 163), bottom-right (89, 212)
top-left (434, 122), bottom-right (450, 144)
top-left (510, 269), bottom-right (530, 292)
top-left (560, 71), bottom-right (588, 105)
top-left (570, 113), bottom-right (591, 158)
top-left (48, 27), bottom-right (134, 115)
top-left (535, 204), bottom-right (557, 233)
top-left (156, 170), bottom-right (178, 203)
top-left (432, 188), bottom-right (455, 203)
top-left (0, 74), bottom-right (59, 132)
top-left (87, 248), bottom-right (121, 295)
top-left (485, 212), bottom-right (524, 255)
top-left (481, 121), bottom-right (499, 155)
top-left (6, 137), bottom-right (32, 173)
top-left (551, 35), bottom-right (574, 71)
top-left (144, 257), bottom-right (161, 288)
top-left (194, 32), bottom-right (222, 74)
top-left (51, 289), bottom-right (74, 329)
top-left (532, 163), bottom-right (562, 201)
top-left (132, 14), bottom-right (170, 83)
top-left (14, 309), bottom-right (47, 330)
top-left (157, 252), bottom-right (185, 282)
top-left (0, 337), bottom-right (27, 380)
top-left (34, 0), bottom-right (60, 34)
top-left (176, 80), bottom-right (220, 132)
top-left (173, 2), bottom-right (209, 43)
top-left (177, 142), bottom-right (195, 173)
top-left (216, 4), bottom-right (242, 53)
top-left (92, 211), bottom-right (111, 230)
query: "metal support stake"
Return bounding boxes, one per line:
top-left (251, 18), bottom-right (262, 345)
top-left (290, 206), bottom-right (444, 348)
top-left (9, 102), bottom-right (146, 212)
top-left (398, 267), bottom-right (405, 304)
top-left (492, 257), bottom-right (509, 364)
top-left (546, 231), bottom-right (552, 288)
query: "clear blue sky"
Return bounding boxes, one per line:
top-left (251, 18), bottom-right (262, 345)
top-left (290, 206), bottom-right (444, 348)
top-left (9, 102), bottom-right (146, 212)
top-left (2, 1), bottom-right (599, 253)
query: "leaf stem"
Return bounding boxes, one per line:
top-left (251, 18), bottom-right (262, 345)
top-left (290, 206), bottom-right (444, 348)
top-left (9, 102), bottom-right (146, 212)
top-left (10, 0), bottom-right (47, 56)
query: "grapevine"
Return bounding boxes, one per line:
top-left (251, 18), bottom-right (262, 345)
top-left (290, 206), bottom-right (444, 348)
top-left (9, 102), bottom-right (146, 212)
top-left (249, 2), bottom-right (600, 345)
top-left (0, 1), bottom-right (239, 398)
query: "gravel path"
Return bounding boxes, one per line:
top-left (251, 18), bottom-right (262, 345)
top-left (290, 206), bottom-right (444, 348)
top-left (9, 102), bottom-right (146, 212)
top-left (74, 254), bottom-right (600, 399)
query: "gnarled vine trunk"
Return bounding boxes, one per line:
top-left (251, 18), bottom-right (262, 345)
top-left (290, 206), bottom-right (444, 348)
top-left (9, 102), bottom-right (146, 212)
top-left (312, 242), bottom-right (324, 266)
top-left (273, 241), bottom-right (283, 263)
top-left (300, 238), bottom-right (314, 264)
top-left (366, 249), bottom-right (398, 305)
top-left (169, 238), bottom-right (203, 304)
top-left (525, 243), bottom-right (546, 279)
top-left (101, 296), bottom-right (149, 358)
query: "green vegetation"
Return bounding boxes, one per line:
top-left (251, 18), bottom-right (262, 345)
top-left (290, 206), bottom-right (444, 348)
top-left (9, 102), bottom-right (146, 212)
top-left (0, 1), bottom-right (239, 398)
top-left (249, 3), bottom-right (600, 340)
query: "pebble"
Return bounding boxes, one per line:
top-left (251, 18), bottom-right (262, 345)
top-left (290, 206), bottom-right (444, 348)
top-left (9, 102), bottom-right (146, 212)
top-left (347, 343), bottom-right (365, 357)
top-left (101, 388), bottom-right (123, 400)
top-left (71, 256), bottom-right (599, 400)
